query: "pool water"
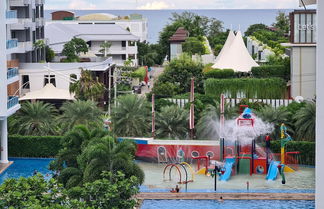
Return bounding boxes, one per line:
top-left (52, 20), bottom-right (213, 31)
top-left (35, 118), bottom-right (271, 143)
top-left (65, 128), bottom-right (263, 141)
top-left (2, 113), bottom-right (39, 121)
top-left (0, 158), bottom-right (53, 184)
top-left (141, 200), bottom-right (315, 209)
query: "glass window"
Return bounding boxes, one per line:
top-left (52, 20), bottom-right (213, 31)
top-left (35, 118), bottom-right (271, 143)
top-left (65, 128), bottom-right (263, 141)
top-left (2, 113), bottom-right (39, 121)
top-left (44, 75), bottom-right (56, 87)
top-left (22, 75), bottom-right (30, 89)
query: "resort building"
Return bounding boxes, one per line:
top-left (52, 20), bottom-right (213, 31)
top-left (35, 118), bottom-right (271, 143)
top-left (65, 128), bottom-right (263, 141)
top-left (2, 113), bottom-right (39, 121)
top-left (283, 10), bottom-right (316, 100)
top-left (169, 27), bottom-right (189, 60)
top-left (46, 23), bottom-right (140, 66)
top-left (246, 36), bottom-right (275, 62)
top-left (48, 11), bottom-right (148, 42)
top-left (1, 0), bottom-right (45, 164)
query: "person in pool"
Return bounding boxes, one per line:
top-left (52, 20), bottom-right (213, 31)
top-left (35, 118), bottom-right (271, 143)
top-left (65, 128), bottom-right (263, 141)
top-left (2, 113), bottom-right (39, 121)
top-left (218, 196), bottom-right (224, 203)
top-left (175, 185), bottom-right (180, 193)
top-left (170, 188), bottom-right (176, 193)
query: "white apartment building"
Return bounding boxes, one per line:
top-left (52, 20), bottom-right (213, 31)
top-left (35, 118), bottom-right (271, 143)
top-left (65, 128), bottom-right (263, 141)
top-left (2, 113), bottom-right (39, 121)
top-left (246, 36), bottom-right (275, 62)
top-left (46, 23), bottom-right (140, 66)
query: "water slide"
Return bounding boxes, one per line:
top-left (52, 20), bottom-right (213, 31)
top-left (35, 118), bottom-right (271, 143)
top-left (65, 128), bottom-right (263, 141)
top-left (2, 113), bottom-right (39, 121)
top-left (266, 161), bottom-right (280, 180)
top-left (220, 158), bottom-right (235, 181)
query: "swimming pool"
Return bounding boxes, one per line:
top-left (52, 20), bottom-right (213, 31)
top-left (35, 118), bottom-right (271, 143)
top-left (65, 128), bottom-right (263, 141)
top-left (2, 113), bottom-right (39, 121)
top-left (0, 158), bottom-right (53, 184)
top-left (140, 200), bottom-right (315, 209)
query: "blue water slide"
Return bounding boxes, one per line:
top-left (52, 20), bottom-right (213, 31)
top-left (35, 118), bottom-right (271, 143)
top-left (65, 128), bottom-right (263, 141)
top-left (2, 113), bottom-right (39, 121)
top-left (266, 161), bottom-right (280, 180)
top-left (220, 158), bottom-right (235, 181)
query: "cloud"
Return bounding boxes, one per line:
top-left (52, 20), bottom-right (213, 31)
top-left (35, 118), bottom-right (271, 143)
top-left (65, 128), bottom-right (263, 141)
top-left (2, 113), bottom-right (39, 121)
top-left (68, 0), bottom-right (97, 10)
top-left (137, 1), bottom-right (174, 9)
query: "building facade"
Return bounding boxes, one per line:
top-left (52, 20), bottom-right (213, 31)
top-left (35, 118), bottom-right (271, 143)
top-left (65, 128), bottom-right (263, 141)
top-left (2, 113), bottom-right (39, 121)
top-left (0, 0), bottom-right (44, 164)
top-left (246, 36), bottom-right (275, 62)
top-left (284, 10), bottom-right (316, 100)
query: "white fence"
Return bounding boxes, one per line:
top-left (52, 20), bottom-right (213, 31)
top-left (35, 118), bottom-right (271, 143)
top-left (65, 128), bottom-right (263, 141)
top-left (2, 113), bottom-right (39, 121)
top-left (165, 98), bottom-right (294, 109)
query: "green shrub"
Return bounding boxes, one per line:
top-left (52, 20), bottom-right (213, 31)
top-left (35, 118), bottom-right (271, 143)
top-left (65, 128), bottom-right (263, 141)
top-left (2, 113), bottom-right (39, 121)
top-left (8, 135), bottom-right (62, 157)
top-left (204, 78), bottom-right (286, 99)
top-left (269, 140), bottom-right (315, 165)
top-left (130, 67), bottom-right (146, 80)
top-left (251, 65), bottom-right (289, 81)
top-left (204, 68), bottom-right (235, 79)
top-left (203, 63), bottom-right (214, 73)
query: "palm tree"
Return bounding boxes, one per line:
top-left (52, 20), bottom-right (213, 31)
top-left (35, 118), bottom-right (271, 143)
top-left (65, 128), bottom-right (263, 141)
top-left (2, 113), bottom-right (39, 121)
top-left (10, 101), bottom-right (57, 135)
top-left (111, 94), bottom-right (150, 137)
top-left (99, 41), bottom-right (112, 57)
top-left (78, 137), bottom-right (144, 184)
top-left (256, 106), bottom-right (293, 137)
top-left (69, 69), bottom-right (105, 101)
top-left (293, 101), bottom-right (315, 141)
top-left (155, 105), bottom-right (188, 139)
top-left (196, 101), bottom-right (237, 139)
top-left (58, 100), bottom-right (103, 132)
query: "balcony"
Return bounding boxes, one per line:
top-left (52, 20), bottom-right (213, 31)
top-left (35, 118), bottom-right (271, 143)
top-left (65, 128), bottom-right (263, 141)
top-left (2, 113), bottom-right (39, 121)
top-left (35, 18), bottom-right (44, 27)
top-left (17, 41), bottom-right (33, 53)
top-left (6, 10), bottom-right (17, 19)
top-left (9, 0), bottom-right (31, 7)
top-left (11, 18), bottom-right (35, 30)
top-left (6, 39), bottom-right (18, 51)
top-left (7, 68), bottom-right (19, 79)
top-left (7, 96), bottom-right (19, 109)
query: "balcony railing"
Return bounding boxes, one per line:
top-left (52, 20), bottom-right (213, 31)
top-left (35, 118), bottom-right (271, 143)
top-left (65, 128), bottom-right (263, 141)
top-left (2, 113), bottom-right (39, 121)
top-left (6, 10), bottom-right (17, 19)
top-left (7, 96), bottom-right (19, 109)
top-left (7, 68), bottom-right (19, 79)
top-left (6, 39), bottom-right (18, 49)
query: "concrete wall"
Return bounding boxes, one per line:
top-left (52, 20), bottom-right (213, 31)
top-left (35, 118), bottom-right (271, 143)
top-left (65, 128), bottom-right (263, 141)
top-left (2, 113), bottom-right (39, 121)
top-left (290, 46), bottom-right (316, 99)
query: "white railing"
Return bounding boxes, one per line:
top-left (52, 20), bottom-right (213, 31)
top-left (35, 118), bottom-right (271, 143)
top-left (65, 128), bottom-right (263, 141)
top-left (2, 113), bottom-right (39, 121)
top-left (6, 39), bottom-right (18, 49)
top-left (225, 98), bottom-right (294, 109)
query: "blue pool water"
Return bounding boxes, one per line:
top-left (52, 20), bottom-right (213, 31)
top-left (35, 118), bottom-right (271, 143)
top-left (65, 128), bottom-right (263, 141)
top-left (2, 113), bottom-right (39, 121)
top-left (0, 158), bottom-right (53, 184)
top-left (141, 200), bottom-right (315, 209)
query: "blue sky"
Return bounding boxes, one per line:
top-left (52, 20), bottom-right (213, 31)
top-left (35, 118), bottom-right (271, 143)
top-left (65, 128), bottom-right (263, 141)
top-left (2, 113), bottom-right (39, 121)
top-left (45, 0), bottom-right (307, 10)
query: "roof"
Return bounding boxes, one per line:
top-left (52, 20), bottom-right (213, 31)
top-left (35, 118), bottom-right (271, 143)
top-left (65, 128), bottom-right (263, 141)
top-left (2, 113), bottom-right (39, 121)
top-left (169, 27), bottom-right (189, 42)
top-left (77, 13), bottom-right (117, 21)
top-left (19, 83), bottom-right (75, 101)
top-left (212, 31), bottom-right (259, 72)
top-left (46, 23), bottom-right (140, 52)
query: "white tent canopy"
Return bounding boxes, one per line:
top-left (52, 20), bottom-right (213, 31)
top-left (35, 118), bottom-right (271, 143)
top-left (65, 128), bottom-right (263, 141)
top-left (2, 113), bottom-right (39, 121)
top-left (19, 83), bottom-right (75, 101)
top-left (212, 31), bottom-right (259, 72)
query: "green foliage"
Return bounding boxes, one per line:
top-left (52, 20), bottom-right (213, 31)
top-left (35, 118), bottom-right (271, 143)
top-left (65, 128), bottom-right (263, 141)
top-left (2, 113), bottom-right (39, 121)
top-left (152, 81), bottom-right (180, 97)
top-left (62, 37), bottom-right (88, 62)
top-left (293, 101), bottom-right (316, 141)
top-left (154, 99), bottom-right (177, 112)
top-left (8, 101), bottom-right (58, 136)
top-left (99, 41), bottom-right (112, 57)
top-left (131, 66), bottom-right (146, 80)
top-left (251, 65), bottom-right (290, 81)
top-left (111, 94), bottom-right (151, 137)
top-left (245, 23), bottom-right (268, 36)
top-left (58, 100), bottom-right (103, 132)
top-left (182, 37), bottom-right (206, 55)
top-left (8, 135), bottom-right (62, 157)
top-left (204, 78), bottom-right (286, 99)
top-left (204, 68), bottom-right (235, 79)
top-left (158, 53), bottom-right (204, 93)
top-left (156, 105), bottom-right (188, 139)
top-left (208, 30), bottom-right (229, 54)
top-left (269, 141), bottom-right (315, 165)
top-left (272, 11), bottom-right (290, 34)
top-left (45, 46), bottom-right (55, 62)
top-left (69, 69), bottom-right (105, 101)
top-left (137, 41), bottom-right (162, 66)
top-left (33, 40), bottom-right (46, 49)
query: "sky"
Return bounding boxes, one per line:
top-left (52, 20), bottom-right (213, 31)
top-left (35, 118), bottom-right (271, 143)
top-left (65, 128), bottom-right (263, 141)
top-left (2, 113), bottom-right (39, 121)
top-left (45, 0), bottom-right (310, 10)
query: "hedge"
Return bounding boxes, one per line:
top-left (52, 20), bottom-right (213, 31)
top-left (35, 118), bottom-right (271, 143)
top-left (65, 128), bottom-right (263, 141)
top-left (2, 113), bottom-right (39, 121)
top-left (251, 65), bottom-right (289, 81)
top-left (204, 68), bottom-right (235, 79)
top-left (8, 135), bottom-right (63, 158)
top-left (269, 140), bottom-right (315, 166)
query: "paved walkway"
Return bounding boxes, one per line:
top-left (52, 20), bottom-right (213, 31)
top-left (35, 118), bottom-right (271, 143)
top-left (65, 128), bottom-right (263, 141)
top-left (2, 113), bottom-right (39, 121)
top-left (0, 161), bottom-right (13, 174)
top-left (140, 66), bottom-right (165, 95)
top-left (136, 192), bottom-right (315, 200)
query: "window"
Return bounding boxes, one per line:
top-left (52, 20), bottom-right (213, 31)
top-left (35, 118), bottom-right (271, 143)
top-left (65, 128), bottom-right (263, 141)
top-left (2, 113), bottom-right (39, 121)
top-left (70, 74), bottom-right (77, 85)
top-left (121, 41), bottom-right (126, 47)
top-left (128, 54), bottom-right (135, 59)
top-left (121, 54), bottom-right (126, 60)
top-left (22, 75), bottom-right (30, 89)
top-left (44, 75), bottom-right (56, 87)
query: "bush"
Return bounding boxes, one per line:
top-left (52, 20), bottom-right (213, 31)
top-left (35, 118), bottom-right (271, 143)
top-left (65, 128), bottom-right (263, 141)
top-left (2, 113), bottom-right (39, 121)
top-left (152, 81), bottom-right (180, 97)
top-left (8, 135), bottom-right (62, 157)
top-left (131, 67), bottom-right (146, 81)
top-left (269, 140), bottom-right (315, 165)
top-left (203, 63), bottom-right (214, 73)
top-left (251, 65), bottom-right (289, 81)
top-left (204, 68), bottom-right (235, 79)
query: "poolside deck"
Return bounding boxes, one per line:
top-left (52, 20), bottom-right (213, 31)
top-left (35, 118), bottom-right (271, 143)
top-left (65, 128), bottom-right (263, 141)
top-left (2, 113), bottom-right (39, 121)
top-left (0, 161), bottom-right (13, 174)
top-left (136, 192), bottom-right (315, 200)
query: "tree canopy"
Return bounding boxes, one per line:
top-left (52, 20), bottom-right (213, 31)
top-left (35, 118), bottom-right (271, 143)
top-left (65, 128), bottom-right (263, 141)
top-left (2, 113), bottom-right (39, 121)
top-left (62, 37), bottom-right (88, 62)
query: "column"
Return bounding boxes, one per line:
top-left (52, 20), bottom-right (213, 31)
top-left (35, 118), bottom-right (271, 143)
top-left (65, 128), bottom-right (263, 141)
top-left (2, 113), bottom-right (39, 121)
top-left (0, 118), bottom-right (8, 164)
top-left (126, 40), bottom-right (129, 59)
top-left (316, 0), bottom-right (324, 207)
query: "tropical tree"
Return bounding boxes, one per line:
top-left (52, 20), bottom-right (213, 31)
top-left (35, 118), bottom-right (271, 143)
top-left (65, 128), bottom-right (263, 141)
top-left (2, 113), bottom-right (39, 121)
top-left (62, 37), bottom-right (88, 62)
top-left (293, 101), bottom-right (316, 141)
top-left (78, 136), bottom-right (144, 184)
top-left (272, 11), bottom-right (290, 34)
top-left (99, 41), bottom-right (112, 57)
top-left (256, 106), bottom-right (293, 137)
top-left (69, 69), bottom-right (105, 101)
top-left (58, 100), bottom-right (103, 132)
top-left (45, 46), bottom-right (55, 62)
top-left (196, 101), bottom-right (237, 139)
top-left (111, 94), bottom-right (150, 137)
top-left (244, 23), bottom-right (268, 37)
top-left (9, 101), bottom-right (57, 135)
top-left (155, 105), bottom-right (188, 139)
top-left (182, 37), bottom-right (206, 55)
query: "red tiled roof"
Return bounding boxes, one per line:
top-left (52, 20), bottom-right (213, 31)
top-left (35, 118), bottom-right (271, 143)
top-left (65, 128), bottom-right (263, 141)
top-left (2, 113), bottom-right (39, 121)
top-left (169, 27), bottom-right (189, 42)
